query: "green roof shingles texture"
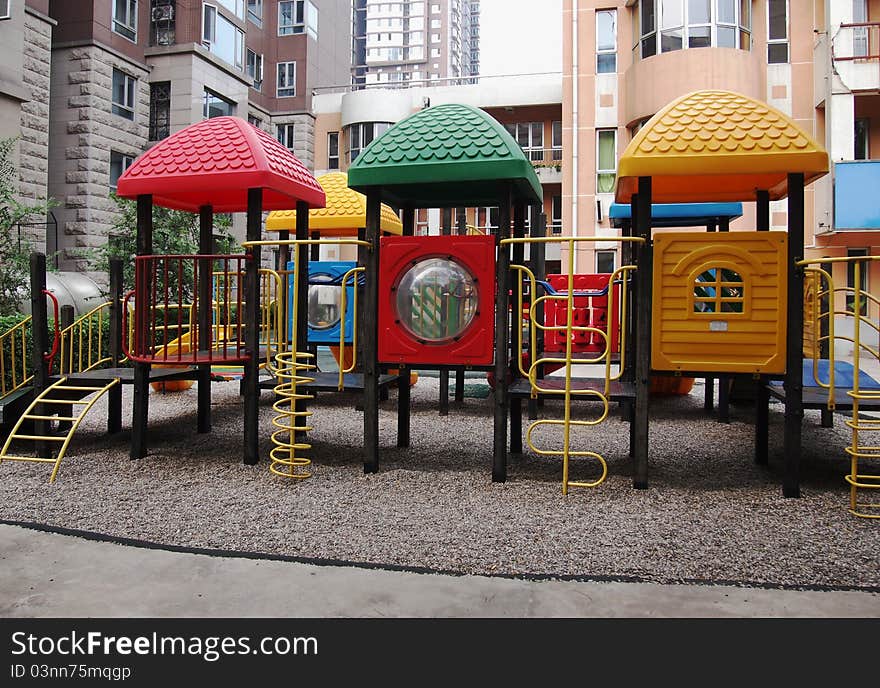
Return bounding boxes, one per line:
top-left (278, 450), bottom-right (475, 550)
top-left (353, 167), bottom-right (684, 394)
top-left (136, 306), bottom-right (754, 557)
top-left (347, 103), bottom-right (542, 206)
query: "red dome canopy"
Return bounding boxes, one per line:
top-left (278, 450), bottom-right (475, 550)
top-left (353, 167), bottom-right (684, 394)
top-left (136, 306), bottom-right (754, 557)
top-left (116, 116), bottom-right (326, 212)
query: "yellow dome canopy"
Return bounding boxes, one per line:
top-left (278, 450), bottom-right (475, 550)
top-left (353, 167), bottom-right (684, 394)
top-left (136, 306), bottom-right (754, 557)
top-left (615, 90), bottom-right (829, 204)
top-left (266, 172), bottom-right (403, 235)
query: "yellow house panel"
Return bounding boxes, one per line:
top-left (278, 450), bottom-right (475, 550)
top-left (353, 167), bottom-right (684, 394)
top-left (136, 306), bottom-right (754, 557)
top-left (652, 231), bottom-right (788, 374)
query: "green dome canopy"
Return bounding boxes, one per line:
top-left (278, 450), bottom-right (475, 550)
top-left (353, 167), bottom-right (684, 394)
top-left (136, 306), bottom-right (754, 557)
top-left (347, 103), bottom-right (543, 208)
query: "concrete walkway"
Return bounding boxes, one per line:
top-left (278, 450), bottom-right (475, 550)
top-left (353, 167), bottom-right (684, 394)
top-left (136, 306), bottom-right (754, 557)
top-left (1, 524), bottom-right (878, 618)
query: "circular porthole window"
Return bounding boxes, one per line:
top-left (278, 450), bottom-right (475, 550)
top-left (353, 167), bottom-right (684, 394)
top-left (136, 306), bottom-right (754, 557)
top-left (307, 277), bottom-right (343, 330)
top-left (394, 258), bottom-right (478, 343)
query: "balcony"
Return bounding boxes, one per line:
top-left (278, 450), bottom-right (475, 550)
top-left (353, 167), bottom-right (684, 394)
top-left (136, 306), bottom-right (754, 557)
top-left (834, 161), bottom-right (880, 230)
top-left (528, 148), bottom-right (562, 184)
top-left (832, 23), bottom-right (880, 92)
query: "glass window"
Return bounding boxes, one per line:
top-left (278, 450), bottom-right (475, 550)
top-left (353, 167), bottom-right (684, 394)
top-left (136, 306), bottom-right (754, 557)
top-left (693, 268), bottom-right (744, 313)
top-left (279, 0), bottom-right (318, 39)
top-left (328, 132), bottom-right (340, 170)
top-left (855, 118), bottom-right (869, 160)
top-left (0, 1), bottom-right (9, 20)
top-left (635, 0), bottom-right (751, 57)
top-left (596, 250), bottom-right (616, 274)
top-left (661, 0), bottom-right (684, 53)
top-left (277, 61), bottom-right (297, 97)
top-left (113, 0), bottom-right (137, 42)
top-left (110, 151), bottom-right (135, 188)
top-left (767, 0), bottom-right (788, 63)
top-left (277, 123), bottom-right (295, 150)
top-left (551, 195), bottom-right (562, 235)
top-left (248, 114), bottom-right (262, 127)
top-left (216, 0), bottom-right (244, 19)
top-left (203, 4), bottom-right (244, 70)
top-left (641, 0), bottom-right (657, 58)
top-left (345, 122), bottom-right (391, 164)
top-left (203, 88), bottom-right (235, 118)
top-left (596, 9), bottom-right (617, 73)
top-left (112, 68), bottom-right (136, 121)
top-left (552, 120), bottom-right (562, 160)
top-left (596, 129), bottom-right (617, 194)
top-left (246, 49), bottom-right (263, 90)
top-left (504, 122), bottom-right (544, 161)
top-left (148, 81), bottom-right (170, 141)
top-left (853, 0), bottom-right (868, 57)
top-left (247, 0), bottom-right (262, 26)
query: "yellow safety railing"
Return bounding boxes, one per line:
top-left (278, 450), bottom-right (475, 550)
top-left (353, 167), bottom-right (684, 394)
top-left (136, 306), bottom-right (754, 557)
top-left (337, 266), bottom-right (364, 391)
top-left (0, 315), bottom-right (32, 397)
top-left (501, 235), bottom-right (644, 494)
top-left (799, 255), bottom-right (880, 518)
top-left (58, 302), bottom-right (113, 375)
top-left (241, 238), bottom-right (370, 479)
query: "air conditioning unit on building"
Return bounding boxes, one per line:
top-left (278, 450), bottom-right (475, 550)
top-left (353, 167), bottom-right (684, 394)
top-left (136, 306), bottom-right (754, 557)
top-left (152, 5), bottom-right (174, 22)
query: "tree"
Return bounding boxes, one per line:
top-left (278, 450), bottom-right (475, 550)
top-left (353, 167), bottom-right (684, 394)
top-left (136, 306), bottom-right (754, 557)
top-left (82, 193), bottom-right (237, 299)
top-left (0, 137), bottom-right (57, 316)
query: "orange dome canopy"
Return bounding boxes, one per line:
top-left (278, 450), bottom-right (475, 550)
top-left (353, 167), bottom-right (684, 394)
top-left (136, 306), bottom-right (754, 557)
top-left (615, 90), bottom-right (829, 204)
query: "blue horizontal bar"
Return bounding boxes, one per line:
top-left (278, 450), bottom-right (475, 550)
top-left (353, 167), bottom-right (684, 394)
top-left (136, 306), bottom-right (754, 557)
top-left (609, 202), bottom-right (744, 226)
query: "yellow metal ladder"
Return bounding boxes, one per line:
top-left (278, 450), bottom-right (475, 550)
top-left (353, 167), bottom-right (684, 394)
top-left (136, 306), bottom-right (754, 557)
top-left (0, 377), bottom-right (120, 483)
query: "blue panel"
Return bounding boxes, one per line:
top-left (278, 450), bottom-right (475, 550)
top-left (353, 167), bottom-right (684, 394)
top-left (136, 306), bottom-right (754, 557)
top-left (609, 202), bottom-right (744, 227)
top-left (834, 161), bottom-right (880, 230)
top-left (287, 260), bottom-right (357, 345)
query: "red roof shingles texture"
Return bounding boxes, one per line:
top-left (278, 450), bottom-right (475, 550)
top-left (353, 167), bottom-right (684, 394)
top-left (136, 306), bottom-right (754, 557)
top-left (117, 117), bottom-right (325, 212)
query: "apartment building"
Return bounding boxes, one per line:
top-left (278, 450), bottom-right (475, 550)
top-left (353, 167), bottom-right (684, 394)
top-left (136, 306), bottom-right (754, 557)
top-left (564, 0), bottom-right (880, 296)
top-left (352, 0), bottom-right (480, 87)
top-left (1, 0), bottom-right (350, 273)
top-left (312, 73), bottom-right (563, 267)
top-left (0, 1), bottom-right (55, 248)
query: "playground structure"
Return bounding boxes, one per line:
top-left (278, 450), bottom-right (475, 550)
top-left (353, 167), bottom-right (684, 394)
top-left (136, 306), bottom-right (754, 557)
top-left (1, 93), bottom-right (878, 519)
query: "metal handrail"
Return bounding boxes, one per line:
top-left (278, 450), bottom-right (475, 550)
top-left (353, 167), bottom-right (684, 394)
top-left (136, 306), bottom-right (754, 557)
top-left (0, 315), bottom-right (32, 397)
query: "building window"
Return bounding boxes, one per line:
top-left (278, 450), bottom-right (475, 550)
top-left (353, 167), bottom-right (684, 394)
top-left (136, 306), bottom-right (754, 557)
top-left (248, 114), bottom-right (262, 128)
top-left (596, 9), bottom-right (617, 73)
top-left (277, 123), bottom-right (295, 151)
top-left (203, 3), bottom-right (245, 70)
top-left (596, 250), bottom-right (616, 274)
top-left (247, 0), bottom-right (262, 26)
top-left (853, 0), bottom-right (868, 57)
top-left (112, 69), bottom-right (136, 121)
top-left (693, 268), bottom-right (744, 313)
top-left (550, 195), bottom-right (562, 235)
top-left (345, 121), bottom-right (391, 164)
top-left (635, 0), bottom-right (751, 59)
top-left (0, 1), bottom-right (9, 20)
top-left (113, 0), bottom-right (137, 42)
top-left (279, 0), bottom-right (318, 39)
top-left (328, 132), bottom-right (340, 170)
top-left (551, 120), bottom-right (562, 161)
top-left (504, 122), bottom-right (544, 162)
top-left (216, 0), bottom-right (244, 19)
top-left (277, 61), bottom-right (297, 97)
top-left (246, 49), bottom-right (263, 90)
top-left (203, 88), bottom-right (235, 118)
top-left (855, 118), bottom-right (869, 160)
top-left (596, 129), bottom-right (617, 193)
top-left (148, 81), bottom-right (170, 141)
top-left (767, 0), bottom-right (788, 63)
top-left (110, 151), bottom-right (135, 189)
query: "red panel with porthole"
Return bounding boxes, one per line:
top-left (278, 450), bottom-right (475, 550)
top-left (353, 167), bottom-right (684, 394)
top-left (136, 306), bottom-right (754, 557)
top-left (378, 235), bottom-right (496, 367)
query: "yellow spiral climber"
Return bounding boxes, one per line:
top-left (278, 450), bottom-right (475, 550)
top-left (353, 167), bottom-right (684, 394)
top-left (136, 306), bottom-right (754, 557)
top-left (270, 349), bottom-right (315, 480)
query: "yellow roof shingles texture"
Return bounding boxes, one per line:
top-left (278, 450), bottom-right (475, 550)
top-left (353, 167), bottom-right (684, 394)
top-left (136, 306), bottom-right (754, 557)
top-left (615, 90), bottom-right (829, 203)
top-left (266, 172), bottom-right (402, 235)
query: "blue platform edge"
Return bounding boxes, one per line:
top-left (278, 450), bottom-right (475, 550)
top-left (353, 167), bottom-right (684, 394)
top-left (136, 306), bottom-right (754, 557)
top-left (767, 360), bottom-right (880, 389)
top-left (609, 202), bottom-right (744, 228)
top-left (287, 260), bottom-right (357, 345)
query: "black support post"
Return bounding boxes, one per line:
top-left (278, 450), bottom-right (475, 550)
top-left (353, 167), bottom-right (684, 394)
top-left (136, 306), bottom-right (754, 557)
top-left (529, 208), bottom-right (546, 421)
top-left (756, 190), bottom-right (770, 231)
top-left (29, 253), bottom-right (50, 459)
top-left (783, 173), bottom-right (805, 497)
top-left (397, 206), bottom-right (414, 448)
top-left (131, 195), bottom-right (152, 460)
top-left (439, 207), bottom-right (452, 415)
top-left (294, 201), bottom-right (310, 440)
top-left (243, 188), bottom-right (262, 465)
top-left (363, 191), bottom-right (381, 473)
top-left (197, 205), bottom-right (212, 434)
top-left (492, 189), bottom-right (512, 482)
top-left (107, 258), bottom-right (123, 434)
top-left (633, 178), bottom-right (653, 489)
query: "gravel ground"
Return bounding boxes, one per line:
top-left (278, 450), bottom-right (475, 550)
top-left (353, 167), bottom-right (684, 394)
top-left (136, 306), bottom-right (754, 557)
top-left (1, 376), bottom-right (878, 590)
